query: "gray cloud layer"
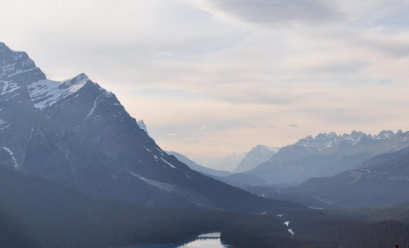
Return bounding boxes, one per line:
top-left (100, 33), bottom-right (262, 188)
top-left (205, 0), bottom-right (342, 25)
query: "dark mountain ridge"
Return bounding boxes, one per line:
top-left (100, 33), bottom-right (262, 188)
top-left (0, 163), bottom-right (295, 248)
top-left (0, 160), bottom-right (407, 248)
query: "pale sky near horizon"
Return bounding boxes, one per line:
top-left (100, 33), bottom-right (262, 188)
top-left (1, 0), bottom-right (409, 158)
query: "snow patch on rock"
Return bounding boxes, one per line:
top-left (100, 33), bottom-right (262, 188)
top-left (1, 81), bottom-right (21, 95)
top-left (28, 73), bottom-right (90, 110)
top-left (2, 146), bottom-right (17, 168)
top-left (161, 158), bottom-right (177, 169)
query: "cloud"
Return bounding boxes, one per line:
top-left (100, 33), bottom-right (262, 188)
top-left (313, 61), bottom-right (369, 75)
top-left (196, 0), bottom-right (343, 26)
top-left (353, 34), bottom-right (409, 58)
top-left (289, 124), bottom-right (299, 128)
top-left (3, 0), bottom-right (409, 159)
top-left (200, 126), bottom-right (206, 130)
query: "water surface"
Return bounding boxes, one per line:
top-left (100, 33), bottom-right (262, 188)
top-left (126, 233), bottom-right (237, 248)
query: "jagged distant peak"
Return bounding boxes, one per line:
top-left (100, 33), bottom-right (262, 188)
top-left (248, 145), bottom-right (279, 156)
top-left (348, 130), bottom-right (368, 138)
top-left (376, 130), bottom-right (395, 139)
top-left (234, 144), bottom-right (279, 173)
top-left (255, 144), bottom-right (272, 149)
top-left (137, 120), bottom-right (148, 133)
top-left (137, 120), bottom-right (155, 140)
top-left (253, 145), bottom-right (280, 152)
top-left (295, 129), bottom-right (407, 149)
top-left (226, 152), bottom-right (247, 158)
top-left (351, 130), bottom-right (366, 134)
top-left (315, 132), bottom-right (338, 139)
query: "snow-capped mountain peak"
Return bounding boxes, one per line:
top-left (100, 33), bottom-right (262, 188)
top-left (28, 73), bottom-right (91, 110)
top-left (295, 130), bottom-right (407, 151)
top-left (254, 145), bottom-right (280, 154)
top-left (375, 130), bottom-right (394, 139)
top-left (297, 131), bottom-right (368, 148)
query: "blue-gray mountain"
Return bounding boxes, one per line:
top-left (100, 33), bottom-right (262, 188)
top-left (248, 130), bottom-right (409, 184)
top-left (136, 121), bottom-right (232, 177)
top-left (245, 147), bottom-right (409, 208)
top-left (234, 145), bottom-right (279, 173)
top-left (164, 150), bottom-right (268, 187)
top-left (0, 42), bottom-right (304, 214)
top-left (166, 151), bottom-right (232, 177)
top-left (193, 152), bottom-right (247, 172)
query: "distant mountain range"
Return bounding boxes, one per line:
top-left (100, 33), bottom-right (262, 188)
top-left (246, 147), bottom-right (409, 209)
top-left (234, 145), bottom-right (279, 173)
top-left (166, 151), bottom-right (232, 177)
top-left (136, 122), bottom-right (233, 177)
top-left (167, 151), bottom-right (270, 188)
top-left (286, 147), bottom-right (409, 208)
top-left (193, 152), bottom-right (248, 172)
top-left (136, 119), bottom-right (278, 176)
top-left (185, 144), bottom-right (278, 173)
top-left (248, 130), bottom-right (409, 184)
top-left (0, 41), bottom-right (305, 214)
top-left (168, 129), bottom-right (409, 192)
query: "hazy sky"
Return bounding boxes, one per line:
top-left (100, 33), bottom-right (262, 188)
top-left (1, 0), bottom-right (409, 158)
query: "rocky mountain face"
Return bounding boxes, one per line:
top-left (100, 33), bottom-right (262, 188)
top-left (0, 42), bottom-right (195, 208)
top-left (234, 145), bottom-right (279, 173)
top-left (0, 42), bottom-right (305, 214)
top-left (248, 130), bottom-right (409, 184)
